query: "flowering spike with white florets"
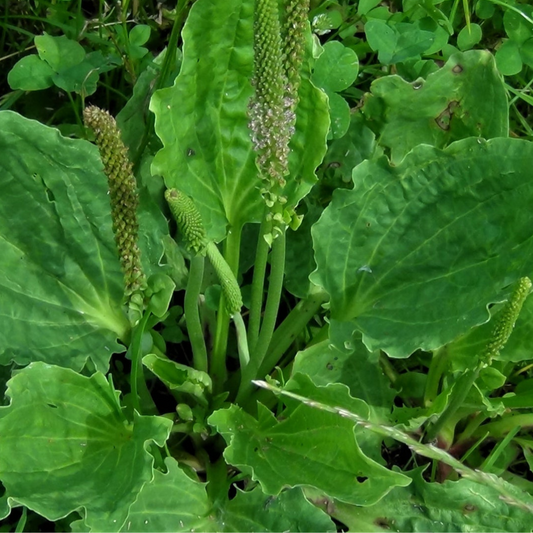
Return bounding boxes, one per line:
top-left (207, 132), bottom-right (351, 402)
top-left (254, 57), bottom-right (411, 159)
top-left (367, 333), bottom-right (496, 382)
top-left (249, 0), bottom-right (310, 241)
top-left (249, 0), bottom-right (290, 189)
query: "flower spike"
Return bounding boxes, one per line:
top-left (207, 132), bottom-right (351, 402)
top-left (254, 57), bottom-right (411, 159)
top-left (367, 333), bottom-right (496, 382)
top-left (483, 277), bottom-right (532, 361)
top-left (83, 105), bottom-right (146, 303)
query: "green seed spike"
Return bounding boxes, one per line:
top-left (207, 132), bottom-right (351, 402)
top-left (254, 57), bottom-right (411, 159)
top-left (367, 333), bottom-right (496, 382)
top-left (83, 105), bottom-right (146, 302)
top-left (165, 188), bottom-right (207, 254)
top-left (483, 277), bottom-right (532, 361)
top-left (249, 0), bottom-right (291, 188)
top-left (206, 242), bottom-right (243, 316)
top-left (282, 0), bottom-right (309, 104)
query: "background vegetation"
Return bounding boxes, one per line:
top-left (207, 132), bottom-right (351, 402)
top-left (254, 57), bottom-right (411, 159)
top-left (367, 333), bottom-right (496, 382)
top-left (2, 0), bottom-right (533, 531)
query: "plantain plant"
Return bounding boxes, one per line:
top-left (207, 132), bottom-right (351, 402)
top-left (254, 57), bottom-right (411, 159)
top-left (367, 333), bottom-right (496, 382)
top-left (3, 0), bottom-right (533, 531)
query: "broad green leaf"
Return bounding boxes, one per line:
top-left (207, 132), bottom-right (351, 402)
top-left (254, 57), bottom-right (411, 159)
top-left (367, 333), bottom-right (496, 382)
top-left (52, 51), bottom-right (120, 96)
top-left (117, 458), bottom-right (334, 532)
top-left (286, 370), bottom-right (389, 464)
top-left (116, 49), bottom-right (181, 160)
top-left (129, 25), bottom-right (151, 47)
top-left (312, 41), bottom-right (359, 93)
top-left (255, 378), bottom-right (533, 514)
top-left (151, 0), bottom-right (329, 241)
top-left (35, 33), bottom-right (85, 71)
top-left (358, 0), bottom-right (381, 15)
top-left (365, 20), bottom-right (397, 64)
top-left (361, 51), bottom-right (508, 164)
top-left (0, 363), bottom-right (172, 531)
top-left (0, 111), bottom-right (129, 371)
top-left (365, 20), bottom-right (435, 65)
top-left (496, 40), bottom-right (523, 76)
top-left (137, 187), bottom-right (172, 281)
top-left (320, 112), bottom-right (377, 185)
top-left (329, 468), bottom-right (533, 532)
top-left (119, 458), bottom-right (211, 532)
top-left (521, 38), bottom-right (533, 69)
top-left (209, 380), bottom-right (410, 506)
top-left (424, 23), bottom-right (449, 55)
top-left (311, 138), bottom-right (533, 358)
top-left (284, 204), bottom-right (322, 298)
top-left (503, 7), bottom-right (533, 45)
top-left (457, 23), bottom-right (482, 51)
top-left (292, 339), bottom-right (395, 416)
top-left (222, 485), bottom-right (334, 532)
top-left (502, 379), bottom-right (533, 409)
top-left (393, 22), bottom-right (436, 63)
top-left (476, 0), bottom-right (495, 19)
top-left (52, 60), bottom-right (99, 95)
top-left (7, 55), bottom-right (54, 91)
top-left (327, 91), bottom-right (351, 139)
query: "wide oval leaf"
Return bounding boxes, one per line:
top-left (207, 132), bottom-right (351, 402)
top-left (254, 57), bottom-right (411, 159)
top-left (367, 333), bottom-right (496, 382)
top-left (361, 50), bottom-right (508, 164)
top-left (331, 468), bottom-right (533, 533)
top-left (0, 111), bottom-right (130, 371)
top-left (150, 0), bottom-right (328, 241)
top-left (0, 363), bottom-right (172, 531)
top-left (209, 386), bottom-right (409, 506)
top-left (113, 458), bottom-right (334, 532)
top-left (311, 138), bottom-right (533, 357)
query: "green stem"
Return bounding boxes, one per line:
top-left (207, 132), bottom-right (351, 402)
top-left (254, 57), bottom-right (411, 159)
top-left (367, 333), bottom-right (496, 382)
top-left (379, 353), bottom-right (399, 386)
top-left (481, 425), bottom-right (521, 472)
top-left (205, 455), bottom-right (230, 506)
top-left (456, 411), bottom-right (488, 444)
top-left (66, 91), bottom-right (83, 130)
top-left (211, 229), bottom-right (242, 392)
top-left (258, 287), bottom-right (327, 378)
top-left (132, 0), bottom-right (190, 170)
top-left (233, 312), bottom-right (250, 368)
top-left (426, 368), bottom-right (479, 442)
top-left (424, 347), bottom-right (449, 407)
top-left (471, 414), bottom-right (533, 440)
top-left (129, 310), bottom-right (152, 414)
top-left (248, 212), bottom-right (272, 352)
top-left (237, 231), bottom-right (286, 404)
top-left (459, 431), bottom-right (490, 463)
top-left (15, 507), bottom-right (26, 533)
top-left (159, 0), bottom-right (191, 88)
top-left (185, 255), bottom-right (208, 373)
top-left (255, 230), bottom-right (286, 360)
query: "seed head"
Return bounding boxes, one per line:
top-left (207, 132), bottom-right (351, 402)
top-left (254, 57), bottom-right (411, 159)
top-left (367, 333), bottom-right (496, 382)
top-left (83, 106), bottom-right (146, 301)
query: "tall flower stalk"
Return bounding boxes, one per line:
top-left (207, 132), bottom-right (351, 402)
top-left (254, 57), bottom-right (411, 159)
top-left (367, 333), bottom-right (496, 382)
top-left (83, 106), bottom-right (146, 311)
top-left (243, 0), bottom-right (310, 400)
top-left (248, 0), bottom-right (309, 231)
